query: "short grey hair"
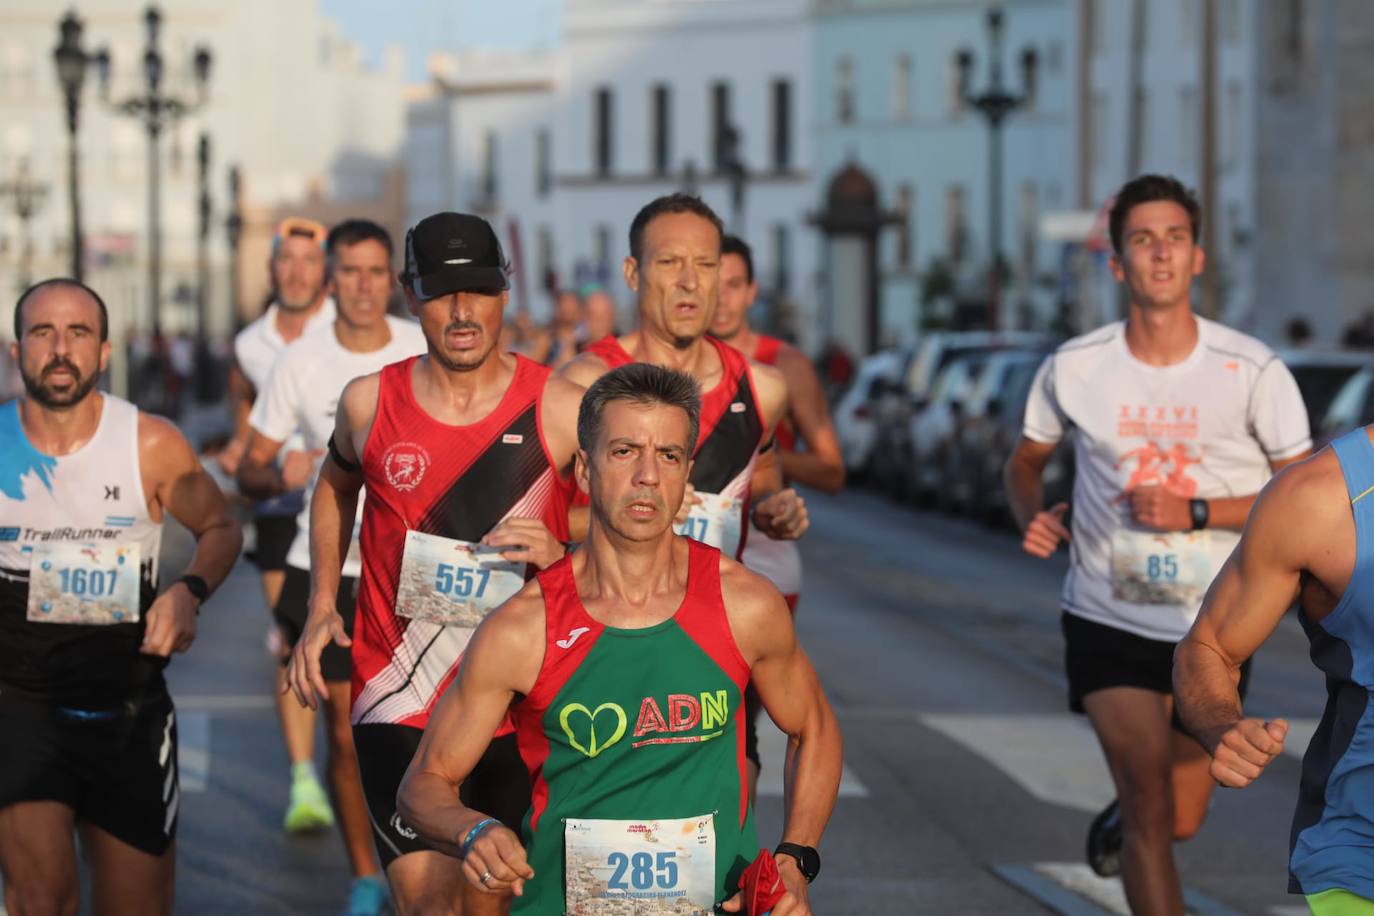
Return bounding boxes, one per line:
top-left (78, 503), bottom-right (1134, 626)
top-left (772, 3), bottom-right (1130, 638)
top-left (577, 363), bottom-right (701, 454)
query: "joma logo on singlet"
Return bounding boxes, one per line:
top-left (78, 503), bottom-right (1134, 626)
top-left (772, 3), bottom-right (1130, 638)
top-left (557, 690), bottom-right (731, 757)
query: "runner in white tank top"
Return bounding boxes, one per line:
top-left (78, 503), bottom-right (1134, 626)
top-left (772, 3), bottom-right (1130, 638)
top-left (237, 221), bottom-right (413, 915)
top-left (1005, 175), bottom-right (1312, 913)
top-left (0, 279), bottom-right (240, 916)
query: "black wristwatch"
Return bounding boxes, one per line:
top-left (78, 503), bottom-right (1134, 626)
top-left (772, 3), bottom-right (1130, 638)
top-left (774, 843), bottom-right (820, 883)
top-left (1189, 498), bottom-right (1210, 531)
top-left (177, 574), bottom-right (209, 603)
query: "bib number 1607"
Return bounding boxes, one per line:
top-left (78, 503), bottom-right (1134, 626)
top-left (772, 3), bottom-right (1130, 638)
top-left (607, 851), bottom-right (678, 891)
top-left (59, 567), bottom-right (119, 597)
top-left (434, 563), bottom-right (489, 599)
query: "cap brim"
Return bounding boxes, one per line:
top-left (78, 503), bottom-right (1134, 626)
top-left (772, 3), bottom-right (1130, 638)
top-left (411, 266), bottom-right (509, 300)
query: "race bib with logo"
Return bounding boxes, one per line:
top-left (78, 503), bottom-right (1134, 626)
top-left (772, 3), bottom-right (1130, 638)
top-left (674, 492), bottom-right (743, 557)
top-left (395, 530), bottom-right (527, 627)
top-left (26, 543), bottom-right (142, 625)
top-left (1110, 529), bottom-right (1215, 607)
top-left (564, 814), bottom-right (716, 915)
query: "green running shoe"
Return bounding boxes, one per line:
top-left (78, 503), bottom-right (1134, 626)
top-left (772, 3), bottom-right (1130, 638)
top-left (284, 770), bottom-right (335, 833)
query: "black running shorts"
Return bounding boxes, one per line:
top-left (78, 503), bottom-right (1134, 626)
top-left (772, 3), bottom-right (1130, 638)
top-left (250, 513), bottom-right (298, 572)
top-left (352, 724), bottom-right (530, 869)
top-left (1062, 611), bottom-right (1251, 731)
top-left (0, 688), bottom-right (180, 856)
top-left (274, 566), bottom-right (357, 683)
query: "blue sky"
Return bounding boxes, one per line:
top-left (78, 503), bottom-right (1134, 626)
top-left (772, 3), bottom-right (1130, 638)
top-left (320, 0), bottom-right (563, 81)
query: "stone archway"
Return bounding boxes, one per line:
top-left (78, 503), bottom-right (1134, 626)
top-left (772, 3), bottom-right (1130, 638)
top-left (810, 163), bottom-right (900, 356)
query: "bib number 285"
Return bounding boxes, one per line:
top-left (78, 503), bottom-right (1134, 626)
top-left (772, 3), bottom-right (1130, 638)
top-left (607, 851), bottom-right (678, 892)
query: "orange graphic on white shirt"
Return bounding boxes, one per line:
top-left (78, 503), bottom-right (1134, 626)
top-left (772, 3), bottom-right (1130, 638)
top-left (1115, 441), bottom-right (1202, 500)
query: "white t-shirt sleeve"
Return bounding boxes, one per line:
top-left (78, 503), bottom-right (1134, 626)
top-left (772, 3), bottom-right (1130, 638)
top-left (248, 357), bottom-right (300, 445)
top-left (1022, 354), bottom-right (1067, 444)
top-left (1249, 357), bottom-right (1312, 461)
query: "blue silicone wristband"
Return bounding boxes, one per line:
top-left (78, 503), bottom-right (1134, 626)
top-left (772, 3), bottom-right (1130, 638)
top-left (460, 817), bottom-right (498, 857)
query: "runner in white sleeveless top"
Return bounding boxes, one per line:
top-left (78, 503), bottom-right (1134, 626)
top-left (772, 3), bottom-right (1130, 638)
top-left (0, 279), bottom-right (240, 916)
top-left (1006, 175), bottom-right (1310, 915)
top-left (222, 217), bottom-right (339, 836)
top-left (239, 220), bottom-right (423, 916)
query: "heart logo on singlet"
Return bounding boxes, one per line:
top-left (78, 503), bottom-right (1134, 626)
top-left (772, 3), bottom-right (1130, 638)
top-left (558, 702), bottom-right (627, 758)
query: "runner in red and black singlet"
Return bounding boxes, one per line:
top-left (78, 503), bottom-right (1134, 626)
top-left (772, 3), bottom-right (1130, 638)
top-left (396, 363), bottom-right (843, 914)
top-left (561, 194), bottom-right (809, 559)
top-left (583, 334), bottom-right (766, 559)
top-left (287, 211), bottom-right (585, 916)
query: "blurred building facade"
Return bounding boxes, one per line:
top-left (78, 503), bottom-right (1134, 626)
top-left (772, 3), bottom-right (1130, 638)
top-left (813, 0), bottom-right (1079, 357)
top-left (0, 0), bottom-right (408, 393)
top-left (407, 0), bottom-right (818, 345)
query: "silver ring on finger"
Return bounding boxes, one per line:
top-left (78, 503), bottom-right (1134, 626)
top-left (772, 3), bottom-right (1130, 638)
top-left (480, 871), bottom-right (493, 886)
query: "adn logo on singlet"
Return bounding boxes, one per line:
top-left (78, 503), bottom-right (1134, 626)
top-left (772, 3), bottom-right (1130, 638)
top-left (558, 690), bottom-right (731, 757)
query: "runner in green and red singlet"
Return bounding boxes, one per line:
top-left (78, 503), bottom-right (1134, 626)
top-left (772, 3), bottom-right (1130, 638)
top-left (398, 363), bottom-right (842, 914)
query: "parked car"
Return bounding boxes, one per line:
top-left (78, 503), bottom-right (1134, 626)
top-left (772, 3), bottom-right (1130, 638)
top-left (937, 350), bottom-right (1047, 514)
top-left (832, 348), bottom-right (908, 482)
top-left (1318, 363), bottom-right (1374, 448)
top-left (1275, 349), bottom-right (1369, 446)
top-left (903, 350), bottom-right (1001, 504)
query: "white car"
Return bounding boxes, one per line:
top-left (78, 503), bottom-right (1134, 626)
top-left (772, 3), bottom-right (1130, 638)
top-left (832, 349), bottom-right (908, 479)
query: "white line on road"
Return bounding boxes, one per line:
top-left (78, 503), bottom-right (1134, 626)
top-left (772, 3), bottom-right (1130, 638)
top-left (176, 693), bottom-right (276, 712)
top-left (920, 714), bottom-right (1115, 814)
top-left (1022, 863), bottom-right (1246, 916)
top-left (179, 710), bottom-right (210, 793)
top-left (756, 712), bottom-right (869, 798)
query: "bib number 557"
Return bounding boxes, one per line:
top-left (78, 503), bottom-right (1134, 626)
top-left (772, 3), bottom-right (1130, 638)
top-left (434, 563), bottom-right (490, 599)
top-left (607, 851), bottom-right (678, 891)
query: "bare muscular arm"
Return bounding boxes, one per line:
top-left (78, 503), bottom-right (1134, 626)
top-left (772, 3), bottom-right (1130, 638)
top-left (774, 345), bottom-right (844, 493)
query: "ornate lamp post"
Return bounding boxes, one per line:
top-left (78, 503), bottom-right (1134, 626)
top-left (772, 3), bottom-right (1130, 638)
top-left (957, 8), bottom-right (1037, 331)
top-left (94, 5), bottom-right (212, 338)
top-left (224, 164), bottom-right (243, 332)
top-left (53, 10), bottom-right (91, 281)
top-left (0, 160), bottom-right (51, 290)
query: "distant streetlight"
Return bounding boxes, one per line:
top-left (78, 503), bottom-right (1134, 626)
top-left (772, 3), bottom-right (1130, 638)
top-left (0, 159), bottom-right (51, 290)
top-left (196, 133), bottom-right (211, 343)
top-left (224, 164), bottom-right (243, 332)
top-left (957, 8), bottom-right (1038, 331)
top-left (94, 5), bottom-right (212, 338)
top-left (53, 10), bottom-right (92, 281)
top-left (718, 122), bottom-right (747, 237)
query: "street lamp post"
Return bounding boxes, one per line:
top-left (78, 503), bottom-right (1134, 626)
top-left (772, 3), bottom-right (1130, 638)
top-left (196, 133), bottom-right (211, 343)
top-left (224, 164), bottom-right (243, 332)
top-left (53, 10), bottom-right (92, 282)
top-left (0, 159), bottom-right (51, 290)
top-left (94, 5), bottom-right (211, 339)
top-left (957, 8), bottom-right (1037, 331)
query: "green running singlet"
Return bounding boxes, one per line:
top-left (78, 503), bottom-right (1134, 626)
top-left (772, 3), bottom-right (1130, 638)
top-left (510, 538), bottom-right (757, 913)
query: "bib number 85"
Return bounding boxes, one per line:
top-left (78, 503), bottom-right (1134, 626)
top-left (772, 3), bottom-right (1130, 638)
top-left (1146, 554), bottom-right (1179, 582)
top-left (59, 567), bottom-right (119, 598)
top-left (607, 851), bottom-right (678, 891)
top-left (434, 563), bottom-right (490, 599)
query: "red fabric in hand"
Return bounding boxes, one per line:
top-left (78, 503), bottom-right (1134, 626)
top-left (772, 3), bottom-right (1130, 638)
top-left (738, 848), bottom-right (787, 915)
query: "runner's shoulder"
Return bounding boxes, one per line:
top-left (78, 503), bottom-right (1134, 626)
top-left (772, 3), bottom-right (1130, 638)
top-left (136, 410), bottom-right (198, 472)
top-left (479, 578), bottom-right (549, 657)
top-left (1048, 322), bottom-right (1121, 363)
top-left (559, 349), bottom-right (613, 386)
top-left (1197, 318), bottom-right (1282, 375)
top-left (338, 371), bottom-right (384, 426)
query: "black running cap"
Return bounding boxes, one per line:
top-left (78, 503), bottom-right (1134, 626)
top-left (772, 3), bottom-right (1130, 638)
top-left (402, 212), bottom-right (509, 300)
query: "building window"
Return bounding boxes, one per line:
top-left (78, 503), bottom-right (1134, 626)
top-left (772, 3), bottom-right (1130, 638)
top-left (896, 184), bottom-right (914, 269)
top-left (711, 82), bottom-right (732, 172)
top-left (1091, 0), bottom-right (1112, 54)
top-left (595, 224), bottom-right (614, 276)
top-left (946, 52), bottom-right (965, 115)
top-left (1019, 182), bottom-right (1038, 277)
top-left (771, 79), bottom-right (792, 172)
top-left (773, 223), bottom-right (791, 292)
top-left (594, 87), bottom-right (613, 177)
top-left (1179, 86), bottom-right (1198, 168)
top-left (482, 131), bottom-right (499, 202)
top-left (536, 128), bottom-right (551, 197)
top-left (1091, 92), bottom-right (1109, 173)
top-left (836, 57), bottom-right (855, 124)
top-left (892, 54), bottom-right (912, 120)
top-left (651, 84), bottom-right (671, 176)
top-left (946, 185), bottom-right (968, 267)
top-left (1223, 82), bottom-right (1242, 169)
top-left (537, 224), bottom-right (555, 292)
top-left (1271, 0), bottom-right (1307, 91)
top-left (1220, 0), bottom-right (1241, 44)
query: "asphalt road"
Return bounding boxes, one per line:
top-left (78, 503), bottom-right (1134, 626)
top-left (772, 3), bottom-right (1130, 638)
top-left (64, 486), bottom-right (1328, 914)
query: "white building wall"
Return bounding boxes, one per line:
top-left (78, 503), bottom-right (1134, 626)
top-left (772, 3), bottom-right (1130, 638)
top-left (814, 0), bottom-right (1077, 346)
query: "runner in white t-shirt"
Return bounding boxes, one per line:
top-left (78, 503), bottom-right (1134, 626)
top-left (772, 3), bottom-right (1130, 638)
top-left (237, 220), bottom-right (418, 916)
top-left (1005, 175), bottom-right (1311, 915)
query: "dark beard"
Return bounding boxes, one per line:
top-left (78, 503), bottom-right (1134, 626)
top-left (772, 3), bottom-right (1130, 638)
top-left (22, 358), bottom-right (98, 409)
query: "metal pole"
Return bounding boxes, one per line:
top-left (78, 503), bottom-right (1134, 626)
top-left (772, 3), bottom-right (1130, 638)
top-left (67, 112), bottom-right (83, 281)
top-left (147, 121), bottom-right (161, 338)
top-left (989, 114), bottom-right (1004, 331)
top-left (197, 134), bottom-right (209, 343)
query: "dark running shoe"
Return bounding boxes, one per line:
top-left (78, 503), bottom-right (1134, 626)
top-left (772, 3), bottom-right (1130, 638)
top-left (1087, 798), bottom-right (1122, 877)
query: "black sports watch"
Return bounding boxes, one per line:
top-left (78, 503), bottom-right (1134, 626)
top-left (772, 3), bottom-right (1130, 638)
top-left (177, 574), bottom-right (210, 603)
top-left (774, 843), bottom-right (820, 883)
top-left (1189, 498), bottom-right (1210, 531)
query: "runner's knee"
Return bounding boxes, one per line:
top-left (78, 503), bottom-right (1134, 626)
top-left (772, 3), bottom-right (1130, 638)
top-left (6, 880), bottom-right (79, 916)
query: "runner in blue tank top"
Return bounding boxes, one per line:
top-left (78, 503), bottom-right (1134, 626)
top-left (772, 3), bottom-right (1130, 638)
top-left (1175, 426), bottom-right (1374, 914)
